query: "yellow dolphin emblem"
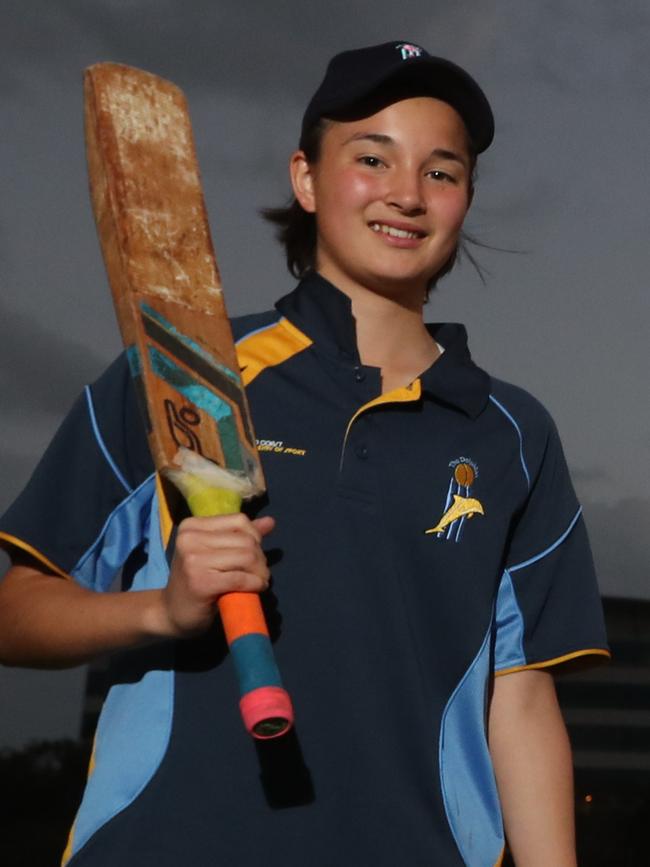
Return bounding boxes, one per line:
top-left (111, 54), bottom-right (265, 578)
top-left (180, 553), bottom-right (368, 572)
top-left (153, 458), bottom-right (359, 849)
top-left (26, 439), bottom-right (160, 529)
top-left (425, 495), bottom-right (485, 535)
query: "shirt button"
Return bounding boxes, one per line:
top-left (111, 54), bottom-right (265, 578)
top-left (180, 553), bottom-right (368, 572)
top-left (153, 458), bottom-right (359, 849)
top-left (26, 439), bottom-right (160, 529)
top-left (353, 365), bottom-right (365, 382)
top-left (355, 444), bottom-right (368, 459)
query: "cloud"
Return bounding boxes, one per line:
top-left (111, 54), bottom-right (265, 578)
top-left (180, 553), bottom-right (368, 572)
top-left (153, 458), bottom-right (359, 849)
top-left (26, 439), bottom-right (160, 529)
top-left (0, 463), bottom-right (48, 539)
top-left (0, 665), bottom-right (86, 750)
top-left (528, 1), bottom-right (650, 94)
top-left (4, 1), bottom-right (649, 102)
top-left (0, 300), bottom-right (105, 416)
top-left (0, 447), bottom-right (44, 521)
top-left (570, 465), bottom-right (610, 489)
top-left (0, 0), bottom-right (505, 101)
top-left (582, 497), bottom-right (650, 601)
top-left (0, 1), bottom-right (374, 92)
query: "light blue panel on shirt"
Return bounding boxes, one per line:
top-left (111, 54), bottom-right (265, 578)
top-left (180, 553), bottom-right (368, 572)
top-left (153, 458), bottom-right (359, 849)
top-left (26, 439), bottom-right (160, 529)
top-left (67, 487), bottom-right (175, 861)
top-left (71, 475), bottom-right (157, 593)
top-left (439, 624), bottom-right (504, 867)
top-left (493, 569), bottom-right (527, 671)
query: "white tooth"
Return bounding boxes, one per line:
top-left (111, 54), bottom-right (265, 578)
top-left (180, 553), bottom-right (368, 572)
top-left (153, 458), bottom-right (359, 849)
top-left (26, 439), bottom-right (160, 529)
top-left (371, 223), bottom-right (419, 239)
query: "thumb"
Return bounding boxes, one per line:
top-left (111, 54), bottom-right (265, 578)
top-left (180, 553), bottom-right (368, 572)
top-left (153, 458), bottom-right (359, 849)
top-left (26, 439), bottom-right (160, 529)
top-left (252, 515), bottom-right (276, 537)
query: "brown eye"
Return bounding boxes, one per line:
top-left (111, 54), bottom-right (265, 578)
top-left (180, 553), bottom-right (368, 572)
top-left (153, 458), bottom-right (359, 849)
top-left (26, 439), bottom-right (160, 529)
top-left (359, 155), bottom-right (385, 168)
top-left (427, 169), bottom-right (454, 183)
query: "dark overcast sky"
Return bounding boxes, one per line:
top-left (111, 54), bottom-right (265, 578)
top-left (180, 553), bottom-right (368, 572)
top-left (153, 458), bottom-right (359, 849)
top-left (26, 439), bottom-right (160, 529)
top-left (1, 1), bottom-right (649, 748)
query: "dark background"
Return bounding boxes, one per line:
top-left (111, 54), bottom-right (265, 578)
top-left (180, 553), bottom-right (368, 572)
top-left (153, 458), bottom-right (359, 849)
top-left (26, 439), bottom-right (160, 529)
top-left (1, 9), bottom-right (648, 858)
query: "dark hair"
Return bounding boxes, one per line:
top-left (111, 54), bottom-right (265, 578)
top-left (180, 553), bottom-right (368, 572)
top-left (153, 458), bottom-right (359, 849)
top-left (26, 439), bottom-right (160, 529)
top-left (261, 119), bottom-right (327, 279)
top-left (262, 117), bottom-right (478, 295)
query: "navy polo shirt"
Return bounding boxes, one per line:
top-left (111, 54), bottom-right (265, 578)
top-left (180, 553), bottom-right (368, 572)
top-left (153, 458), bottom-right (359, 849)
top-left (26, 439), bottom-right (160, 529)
top-left (0, 272), bottom-right (608, 867)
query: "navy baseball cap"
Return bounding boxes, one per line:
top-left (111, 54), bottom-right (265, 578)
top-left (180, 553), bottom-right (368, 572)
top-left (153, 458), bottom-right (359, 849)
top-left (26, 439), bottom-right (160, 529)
top-left (301, 41), bottom-right (494, 153)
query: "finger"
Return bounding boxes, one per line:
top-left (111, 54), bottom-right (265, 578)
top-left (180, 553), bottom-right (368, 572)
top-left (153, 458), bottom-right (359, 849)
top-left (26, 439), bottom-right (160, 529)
top-left (178, 513), bottom-right (266, 544)
top-left (177, 531), bottom-right (268, 563)
top-left (177, 543), bottom-right (270, 582)
top-left (195, 563), bottom-right (270, 596)
top-left (204, 545), bottom-right (270, 577)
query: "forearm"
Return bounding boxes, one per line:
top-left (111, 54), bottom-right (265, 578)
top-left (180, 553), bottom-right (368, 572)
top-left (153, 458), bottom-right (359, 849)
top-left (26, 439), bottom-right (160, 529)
top-left (0, 564), bottom-right (171, 668)
top-left (488, 669), bottom-right (576, 867)
top-left (0, 515), bottom-right (274, 669)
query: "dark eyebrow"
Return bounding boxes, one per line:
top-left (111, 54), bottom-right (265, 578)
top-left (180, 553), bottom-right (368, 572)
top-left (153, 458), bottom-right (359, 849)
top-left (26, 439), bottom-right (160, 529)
top-left (342, 134), bottom-right (468, 169)
top-left (430, 148), bottom-right (468, 169)
top-left (342, 132), bottom-right (394, 146)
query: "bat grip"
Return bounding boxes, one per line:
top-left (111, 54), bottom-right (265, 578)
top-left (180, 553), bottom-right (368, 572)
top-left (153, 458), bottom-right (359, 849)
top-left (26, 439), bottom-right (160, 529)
top-left (186, 486), bottom-right (294, 740)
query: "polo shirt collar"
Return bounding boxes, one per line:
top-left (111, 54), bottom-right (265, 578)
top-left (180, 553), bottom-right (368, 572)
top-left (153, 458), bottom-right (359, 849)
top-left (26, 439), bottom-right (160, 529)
top-left (275, 271), bottom-right (490, 418)
top-left (421, 323), bottom-right (491, 418)
top-left (276, 271), bottom-right (359, 361)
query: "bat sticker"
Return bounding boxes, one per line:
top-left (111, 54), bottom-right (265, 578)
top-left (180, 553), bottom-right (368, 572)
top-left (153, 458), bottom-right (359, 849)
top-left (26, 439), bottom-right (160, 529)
top-left (164, 401), bottom-right (204, 454)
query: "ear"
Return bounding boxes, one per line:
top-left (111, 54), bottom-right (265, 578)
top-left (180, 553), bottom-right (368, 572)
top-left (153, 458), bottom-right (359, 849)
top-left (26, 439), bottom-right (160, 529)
top-left (289, 150), bottom-right (317, 213)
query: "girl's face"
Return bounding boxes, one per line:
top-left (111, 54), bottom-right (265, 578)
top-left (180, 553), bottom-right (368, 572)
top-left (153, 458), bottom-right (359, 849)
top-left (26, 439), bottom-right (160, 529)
top-left (291, 96), bottom-right (473, 305)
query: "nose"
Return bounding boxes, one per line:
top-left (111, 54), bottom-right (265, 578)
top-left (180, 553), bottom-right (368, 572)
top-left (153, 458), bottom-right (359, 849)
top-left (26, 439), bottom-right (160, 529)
top-left (385, 166), bottom-right (426, 215)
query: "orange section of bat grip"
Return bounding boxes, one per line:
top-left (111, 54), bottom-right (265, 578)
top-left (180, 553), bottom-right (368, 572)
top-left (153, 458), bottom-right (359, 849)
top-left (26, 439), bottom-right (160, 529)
top-left (218, 592), bottom-right (269, 645)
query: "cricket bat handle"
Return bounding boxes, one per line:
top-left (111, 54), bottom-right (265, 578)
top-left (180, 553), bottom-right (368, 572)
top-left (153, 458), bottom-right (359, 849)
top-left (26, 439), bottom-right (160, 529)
top-left (186, 485), bottom-right (294, 740)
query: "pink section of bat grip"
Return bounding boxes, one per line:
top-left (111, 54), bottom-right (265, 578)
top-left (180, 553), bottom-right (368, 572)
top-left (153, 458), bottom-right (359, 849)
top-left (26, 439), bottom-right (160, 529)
top-left (240, 686), bottom-right (294, 740)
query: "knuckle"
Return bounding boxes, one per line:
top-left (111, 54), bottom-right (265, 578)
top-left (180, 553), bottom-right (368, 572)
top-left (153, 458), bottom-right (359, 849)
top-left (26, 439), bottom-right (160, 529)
top-left (178, 516), bottom-right (200, 534)
top-left (182, 550), bottom-right (199, 570)
top-left (174, 530), bottom-right (190, 552)
top-left (240, 548), bottom-right (257, 569)
top-left (236, 513), bottom-right (261, 538)
top-left (175, 526), bottom-right (200, 553)
top-left (231, 572), bottom-right (249, 592)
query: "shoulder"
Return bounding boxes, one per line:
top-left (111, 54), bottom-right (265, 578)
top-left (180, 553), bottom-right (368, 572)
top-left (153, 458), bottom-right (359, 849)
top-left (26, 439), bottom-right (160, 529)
top-left (89, 352), bottom-right (135, 404)
top-left (86, 352), bottom-right (154, 489)
top-left (231, 309), bottom-right (282, 343)
top-left (232, 308), bottom-right (312, 387)
top-left (488, 376), bottom-right (555, 434)
top-left (486, 376), bottom-right (564, 485)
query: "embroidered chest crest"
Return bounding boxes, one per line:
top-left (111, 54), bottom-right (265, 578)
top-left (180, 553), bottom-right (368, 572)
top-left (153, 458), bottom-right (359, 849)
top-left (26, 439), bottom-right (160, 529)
top-left (425, 458), bottom-right (484, 542)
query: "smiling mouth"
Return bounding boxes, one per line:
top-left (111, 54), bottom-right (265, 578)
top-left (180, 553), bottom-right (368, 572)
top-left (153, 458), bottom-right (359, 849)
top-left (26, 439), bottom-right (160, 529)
top-left (369, 222), bottom-right (426, 240)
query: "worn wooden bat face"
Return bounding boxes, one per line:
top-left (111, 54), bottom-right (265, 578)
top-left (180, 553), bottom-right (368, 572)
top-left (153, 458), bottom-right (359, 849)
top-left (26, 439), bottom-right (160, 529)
top-left (84, 63), bottom-right (264, 493)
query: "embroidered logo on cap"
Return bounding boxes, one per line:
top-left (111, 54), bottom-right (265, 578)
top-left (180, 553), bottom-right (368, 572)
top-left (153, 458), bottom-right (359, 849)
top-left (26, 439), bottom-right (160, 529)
top-left (425, 458), bottom-right (484, 542)
top-left (396, 43), bottom-right (425, 61)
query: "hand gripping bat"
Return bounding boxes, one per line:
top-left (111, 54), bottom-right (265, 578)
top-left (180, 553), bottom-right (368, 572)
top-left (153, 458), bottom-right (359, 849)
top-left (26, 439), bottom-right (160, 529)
top-left (84, 62), bottom-right (293, 739)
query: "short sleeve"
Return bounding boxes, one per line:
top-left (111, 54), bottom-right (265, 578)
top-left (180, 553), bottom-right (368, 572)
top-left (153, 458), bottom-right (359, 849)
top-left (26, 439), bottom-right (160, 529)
top-left (0, 354), bottom-right (155, 591)
top-left (494, 410), bottom-right (609, 674)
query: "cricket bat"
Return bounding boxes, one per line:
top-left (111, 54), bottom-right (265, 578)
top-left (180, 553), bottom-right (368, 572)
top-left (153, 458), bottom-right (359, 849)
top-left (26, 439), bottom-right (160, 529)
top-left (83, 62), bottom-right (293, 739)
